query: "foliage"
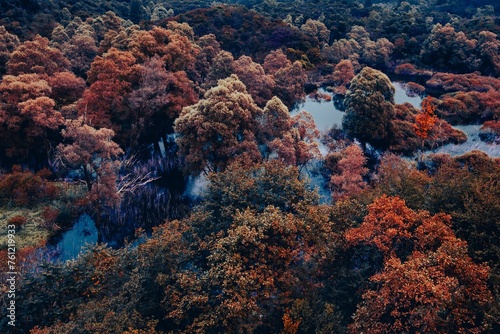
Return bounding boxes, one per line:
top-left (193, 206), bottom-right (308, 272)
top-left (414, 96), bottom-right (438, 140)
top-left (343, 67), bottom-right (395, 149)
top-left (346, 195), bottom-right (493, 333)
top-left (174, 75), bottom-right (262, 173)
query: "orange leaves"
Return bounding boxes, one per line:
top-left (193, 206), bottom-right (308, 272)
top-left (346, 195), bottom-right (493, 333)
top-left (414, 96), bottom-right (437, 140)
top-left (282, 312), bottom-right (301, 334)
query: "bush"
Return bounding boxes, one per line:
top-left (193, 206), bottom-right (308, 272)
top-left (0, 167), bottom-right (59, 207)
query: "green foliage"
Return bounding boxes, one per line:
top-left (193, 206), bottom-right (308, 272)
top-left (343, 67), bottom-right (395, 149)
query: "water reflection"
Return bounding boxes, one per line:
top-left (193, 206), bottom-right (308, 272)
top-left (49, 213), bottom-right (97, 262)
top-left (292, 83), bottom-right (423, 132)
top-left (292, 88), bottom-right (343, 132)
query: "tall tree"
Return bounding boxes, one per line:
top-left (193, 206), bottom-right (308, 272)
top-left (174, 75), bottom-right (262, 173)
top-left (343, 67), bottom-right (395, 149)
top-left (57, 118), bottom-right (123, 234)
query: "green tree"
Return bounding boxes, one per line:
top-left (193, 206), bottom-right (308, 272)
top-left (342, 67), bottom-right (395, 149)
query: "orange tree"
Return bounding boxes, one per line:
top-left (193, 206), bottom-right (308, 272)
top-left (346, 196), bottom-right (493, 333)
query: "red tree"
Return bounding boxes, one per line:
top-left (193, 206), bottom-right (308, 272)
top-left (346, 196), bottom-right (493, 333)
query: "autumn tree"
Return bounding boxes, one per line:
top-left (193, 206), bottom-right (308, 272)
top-left (329, 144), bottom-right (368, 201)
top-left (233, 55), bottom-right (275, 107)
top-left (127, 56), bottom-right (197, 152)
top-left (184, 205), bottom-right (334, 333)
top-left (414, 96), bottom-right (438, 143)
top-left (258, 96), bottom-right (291, 145)
top-left (0, 74), bottom-right (64, 167)
top-left (268, 111), bottom-right (321, 170)
top-left (194, 33), bottom-right (221, 85)
top-left (57, 118), bottom-right (123, 233)
top-left (332, 59), bottom-right (354, 95)
top-left (346, 196), bottom-right (493, 333)
top-left (371, 153), bottom-right (431, 210)
top-left (273, 60), bottom-right (307, 107)
top-left (263, 49), bottom-right (291, 76)
top-left (343, 67), bottom-right (396, 149)
top-left (78, 48), bottom-right (139, 146)
top-left (174, 75), bottom-right (262, 173)
top-left (204, 50), bottom-right (235, 88)
top-left (162, 161), bottom-right (334, 333)
top-left (300, 19), bottom-right (330, 45)
top-left (6, 35), bottom-right (70, 77)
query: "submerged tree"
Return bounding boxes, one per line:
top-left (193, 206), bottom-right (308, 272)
top-left (342, 67), bottom-right (395, 149)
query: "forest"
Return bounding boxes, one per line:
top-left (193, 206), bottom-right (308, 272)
top-left (0, 0), bottom-right (499, 333)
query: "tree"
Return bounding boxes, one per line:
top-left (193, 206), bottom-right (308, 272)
top-left (61, 31), bottom-right (98, 77)
top-left (57, 118), bottom-right (123, 233)
top-left (7, 35), bottom-right (70, 77)
top-left (0, 74), bottom-right (63, 167)
top-left (478, 30), bottom-right (500, 76)
top-left (268, 111), bottom-right (321, 170)
top-left (174, 75), bottom-right (262, 173)
top-left (332, 59), bottom-right (354, 95)
top-left (233, 55), bottom-right (275, 107)
top-left (343, 67), bottom-right (396, 149)
top-left (204, 50), bottom-right (235, 88)
top-left (127, 56), bottom-right (197, 152)
top-left (421, 24), bottom-right (479, 72)
top-left (273, 60), bottom-right (307, 107)
top-left (0, 25), bottom-right (19, 75)
top-left (414, 96), bottom-right (437, 142)
top-left (346, 196), bottom-right (493, 333)
top-left (300, 19), bottom-right (330, 45)
top-left (258, 96), bottom-right (290, 145)
top-left (162, 161), bottom-right (331, 333)
top-left (78, 48), bottom-right (139, 146)
top-left (263, 49), bottom-right (291, 76)
top-left (330, 144), bottom-right (368, 201)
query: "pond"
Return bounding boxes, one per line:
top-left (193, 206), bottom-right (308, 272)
top-left (431, 125), bottom-right (500, 158)
top-left (292, 82), bottom-right (422, 133)
top-left (292, 82), bottom-right (500, 158)
top-left (46, 213), bottom-right (98, 262)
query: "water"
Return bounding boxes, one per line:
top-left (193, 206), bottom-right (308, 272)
top-left (292, 83), bottom-right (423, 133)
top-left (431, 125), bottom-right (500, 157)
top-left (48, 214), bottom-right (98, 262)
top-left (292, 88), bottom-right (344, 132)
top-left (393, 82), bottom-right (422, 108)
top-left (292, 83), bottom-right (500, 158)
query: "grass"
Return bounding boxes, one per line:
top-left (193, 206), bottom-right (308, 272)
top-left (0, 182), bottom-right (86, 250)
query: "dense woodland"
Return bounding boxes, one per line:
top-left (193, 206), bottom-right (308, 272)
top-left (0, 0), bottom-right (499, 333)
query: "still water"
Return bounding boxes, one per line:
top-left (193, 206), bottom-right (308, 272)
top-left (292, 82), bottom-right (422, 132)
